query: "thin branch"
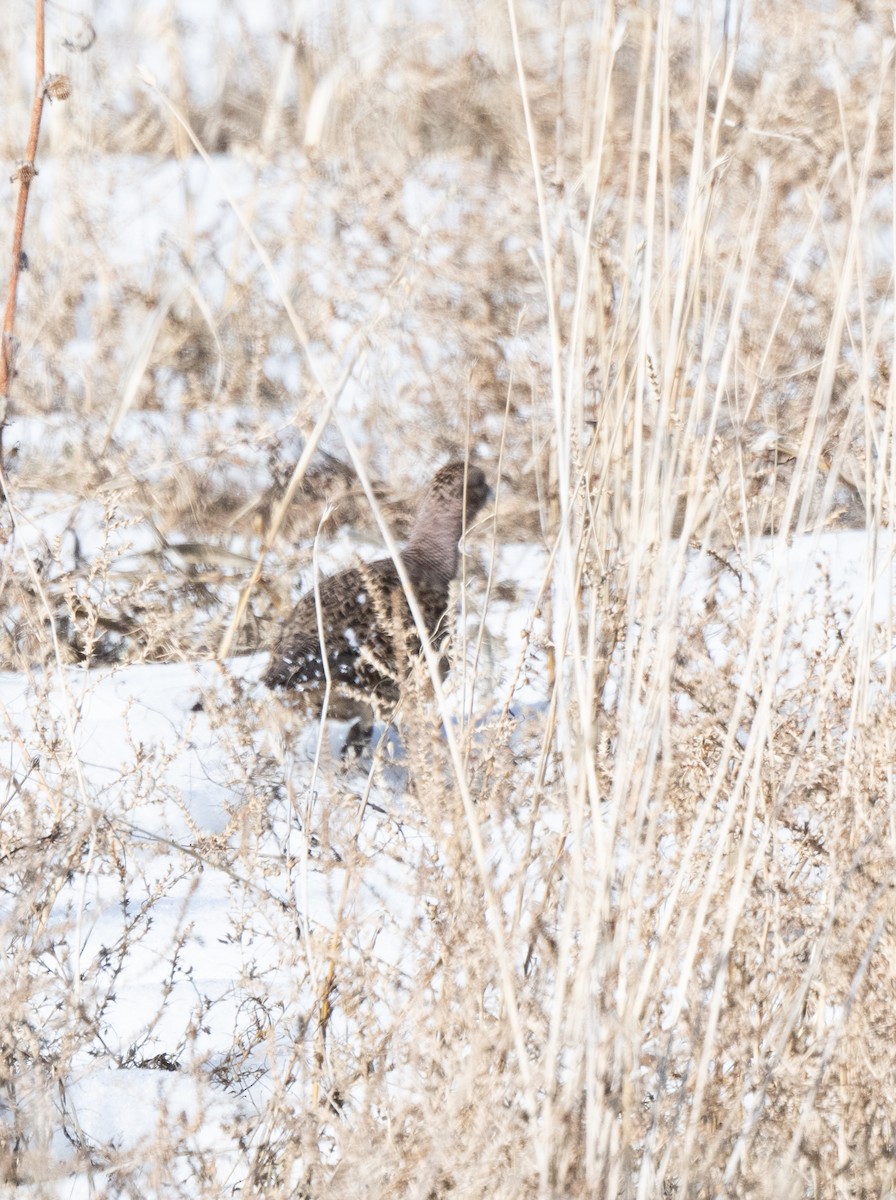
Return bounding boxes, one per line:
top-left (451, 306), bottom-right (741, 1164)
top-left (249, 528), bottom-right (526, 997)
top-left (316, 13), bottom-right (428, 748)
top-left (0, 0), bottom-right (69, 457)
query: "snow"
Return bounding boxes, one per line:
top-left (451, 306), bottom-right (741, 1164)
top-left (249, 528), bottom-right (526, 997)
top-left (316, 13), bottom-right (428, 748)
top-left (2, 217), bottom-right (893, 1177)
top-left (1, 525), bottom-right (893, 1188)
top-left (1, 0), bottom-right (893, 1186)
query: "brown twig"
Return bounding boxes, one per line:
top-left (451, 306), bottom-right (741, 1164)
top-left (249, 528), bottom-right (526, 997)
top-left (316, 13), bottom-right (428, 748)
top-left (1, 0), bottom-right (68, 459)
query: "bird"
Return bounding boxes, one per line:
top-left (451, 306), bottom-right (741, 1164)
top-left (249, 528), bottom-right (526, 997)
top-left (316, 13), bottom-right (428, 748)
top-left (263, 460), bottom-right (490, 744)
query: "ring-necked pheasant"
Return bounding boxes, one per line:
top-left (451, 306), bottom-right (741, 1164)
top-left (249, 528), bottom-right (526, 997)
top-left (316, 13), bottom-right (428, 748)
top-left (263, 460), bottom-right (489, 742)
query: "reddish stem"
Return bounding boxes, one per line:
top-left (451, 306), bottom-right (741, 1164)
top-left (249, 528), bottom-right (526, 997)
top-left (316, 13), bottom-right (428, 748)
top-left (0, 0), bottom-right (47, 437)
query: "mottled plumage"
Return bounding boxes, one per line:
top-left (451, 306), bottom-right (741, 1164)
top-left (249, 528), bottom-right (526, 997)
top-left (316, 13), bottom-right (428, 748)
top-left (263, 461), bottom-right (489, 730)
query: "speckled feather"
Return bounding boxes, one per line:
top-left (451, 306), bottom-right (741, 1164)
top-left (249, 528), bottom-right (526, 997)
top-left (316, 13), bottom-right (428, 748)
top-left (263, 462), bottom-right (489, 721)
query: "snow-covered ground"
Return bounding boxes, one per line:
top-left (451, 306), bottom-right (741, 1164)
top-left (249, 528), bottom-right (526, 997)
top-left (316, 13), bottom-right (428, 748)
top-left (4, 0), bottom-right (896, 1190)
top-left (1, 524), bottom-right (892, 1191)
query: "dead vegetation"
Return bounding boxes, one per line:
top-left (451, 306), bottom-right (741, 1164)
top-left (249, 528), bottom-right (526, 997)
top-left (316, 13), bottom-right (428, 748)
top-left (1, 0), bottom-right (896, 1195)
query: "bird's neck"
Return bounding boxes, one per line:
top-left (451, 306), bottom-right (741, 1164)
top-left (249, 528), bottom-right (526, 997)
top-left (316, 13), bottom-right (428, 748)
top-left (405, 500), bottom-right (462, 583)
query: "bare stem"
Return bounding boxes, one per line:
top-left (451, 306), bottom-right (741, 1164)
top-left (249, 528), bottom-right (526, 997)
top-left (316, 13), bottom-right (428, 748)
top-left (0, 0), bottom-right (48, 452)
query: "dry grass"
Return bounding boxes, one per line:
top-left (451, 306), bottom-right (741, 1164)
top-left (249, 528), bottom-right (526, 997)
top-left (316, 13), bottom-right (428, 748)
top-left (1, 0), bottom-right (896, 1195)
